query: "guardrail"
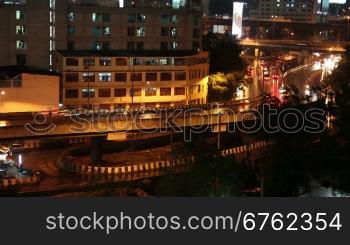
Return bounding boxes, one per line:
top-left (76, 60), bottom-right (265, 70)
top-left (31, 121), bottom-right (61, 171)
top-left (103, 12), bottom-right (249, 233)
top-left (0, 174), bottom-right (40, 189)
top-left (59, 140), bottom-right (274, 178)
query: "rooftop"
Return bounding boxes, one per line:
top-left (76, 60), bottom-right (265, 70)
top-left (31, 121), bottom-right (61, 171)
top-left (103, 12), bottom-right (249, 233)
top-left (56, 49), bottom-right (203, 58)
top-left (0, 66), bottom-right (60, 79)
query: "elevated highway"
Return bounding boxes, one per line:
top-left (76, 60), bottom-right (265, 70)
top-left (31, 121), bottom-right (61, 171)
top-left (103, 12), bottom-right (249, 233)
top-left (239, 39), bottom-right (347, 53)
top-left (0, 101), bottom-right (259, 141)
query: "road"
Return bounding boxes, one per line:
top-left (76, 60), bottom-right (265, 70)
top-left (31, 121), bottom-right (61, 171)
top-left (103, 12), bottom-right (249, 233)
top-left (12, 149), bottom-right (90, 193)
top-left (240, 39), bottom-right (346, 53)
top-left (1, 53), bottom-right (335, 195)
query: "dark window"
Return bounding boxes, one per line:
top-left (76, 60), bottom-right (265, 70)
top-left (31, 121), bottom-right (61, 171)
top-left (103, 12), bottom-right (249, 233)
top-left (193, 28), bottom-right (200, 38)
top-left (65, 73), bottom-right (79, 82)
top-left (160, 72), bottom-right (172, 81)
top-left (193, 41), bottom-right (200, 50)
top-left (175, 58), bottom-right (186, 65)
top-left (66, 58), bottom-right (79, 66)
top-left (128, 14), bottom-right (136, 23)
top-left (161, 27), bottom-right (169, 36)
top-left (0, 81), bottom-right (11, 88)
top-left (114, 88), bottom-right (127, 97)
top-left (127, 42), bottom-right (135, 50)
top-left (116, 58), bottom-right (127, 66)
top-left (130, 73), bottom-right (142, 81)
top-left (130, 88), bottom-right (141, 96)
top-left (175, 72), bottom-right (186, 80)
top-left (67, 41), bottom-right (75, 50)
top-left (65, 89), bottom-right (78, 98)
top-left (161, 15), bottom-right (169, 25)
top-left (115, 73), bottom-right (127, 82)
top-left (99, 104), bottom-right (110, 110)
top-left (146, 73), bottom-right (157, 81)
top-left (102, 14), bottom-right (110, 22)
top-left (160, 88), bottom-right (171, 96)
top-left (175, 87), bottom-right (185, 95)
top-left (99, 88), bottom-right (111, 98)
top-left (161, 42), bottom-right (168, 50)
top-left (145, 88), bottom-right (157, 96)
top-left (102, 42), bottom-right (110, 50)
top-left (68, 25), bottom-right (75, 34)
top-left (16, 54), bottom-right (26, 65)
top-left (127, 27), bottom-right (135, 36)
top-left (136, 42), bottom-right (144, 50)
top-left (83, 58), bottom-right (95, 66)
top-left (193, 15), bottom-right (200, 26)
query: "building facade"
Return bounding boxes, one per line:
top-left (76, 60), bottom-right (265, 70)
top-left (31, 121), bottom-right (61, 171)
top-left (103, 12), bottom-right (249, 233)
top-left (0, 0), bottom-right (203, 70)
top-left (0, 66), bottom-right (59, 113)
top-left (54, 50), bottom-right (209, 110)
top-left (249, 0), bottom-right (318, 22)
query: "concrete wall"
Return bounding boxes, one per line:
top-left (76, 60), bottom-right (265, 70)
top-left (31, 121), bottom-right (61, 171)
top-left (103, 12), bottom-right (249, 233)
top-left (0, 73), bottom-right (59, 113)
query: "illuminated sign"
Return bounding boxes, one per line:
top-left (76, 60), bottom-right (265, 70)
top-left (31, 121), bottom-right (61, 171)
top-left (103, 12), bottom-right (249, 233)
top-left (232, 2), bottom-right (244, 38)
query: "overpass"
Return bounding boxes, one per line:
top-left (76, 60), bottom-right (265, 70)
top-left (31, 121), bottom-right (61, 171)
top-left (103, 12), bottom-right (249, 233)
top-left (0, 102), bottom-right (259, 142)
top-left (239, 39), bottom-right (347, 53)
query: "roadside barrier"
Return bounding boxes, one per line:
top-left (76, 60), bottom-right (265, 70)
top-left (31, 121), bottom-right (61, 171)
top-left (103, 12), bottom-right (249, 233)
top-left (60, 140), bottom-right (274, 176)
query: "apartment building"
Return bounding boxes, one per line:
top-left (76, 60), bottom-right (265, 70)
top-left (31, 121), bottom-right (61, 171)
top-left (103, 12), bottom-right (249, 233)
top-left (54, 50), bottom-right (209, 110)
top-left (249, 0), bottom-right (318, 22)
top-left (0, 0), bottom-right (203, 69)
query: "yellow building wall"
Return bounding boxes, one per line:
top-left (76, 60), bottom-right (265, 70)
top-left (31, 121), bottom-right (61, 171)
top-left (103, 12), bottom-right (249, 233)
top-left (0, 73), bottom-right (59, 113)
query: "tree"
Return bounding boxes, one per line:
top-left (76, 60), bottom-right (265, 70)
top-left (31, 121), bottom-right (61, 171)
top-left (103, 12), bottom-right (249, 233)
top-left (324, 45), bottom-right (350, 106)
top-left (207, 71), bottom-right (244, 102)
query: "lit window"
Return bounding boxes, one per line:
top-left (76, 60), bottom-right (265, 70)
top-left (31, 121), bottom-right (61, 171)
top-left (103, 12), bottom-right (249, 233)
top-left (82, 88), bottom-right (95, 98)
top-left (16, 10), bottom-right (25, 20)
top-left (103, 27), bottom-right (111, 36)
top-left (68, 11), bottom-right (74, 21)
top-left (16, 25), bottom-right (25, 35)
top-left (136, 27), bottom-right (145, 37)
top-left (16, 40), bottom-right (26, 49)
top-left (99, 57), bottom-right (111, 66)
top-left (82, 73), bottom-right (95, 82)
top-left (98, 73), bottom-right (112, 82)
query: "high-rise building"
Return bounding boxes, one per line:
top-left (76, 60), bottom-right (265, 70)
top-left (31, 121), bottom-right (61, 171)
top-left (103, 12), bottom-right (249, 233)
top-left (249, 0), bottom-right (318, 22)
top-left (0, 0), bottom-right (203, 69)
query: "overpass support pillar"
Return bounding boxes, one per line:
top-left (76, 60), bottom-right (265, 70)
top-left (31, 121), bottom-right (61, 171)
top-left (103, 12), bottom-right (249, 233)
top-left (91, 136), bottom-right (105, 164)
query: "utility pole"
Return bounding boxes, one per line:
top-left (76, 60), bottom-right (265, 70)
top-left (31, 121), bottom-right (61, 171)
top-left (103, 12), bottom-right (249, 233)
top-left (84, 65), bottom-right (91, 110)
top-left (217, 112), bottom-right (221, 150)
top-left (170, 126), bottom-right (174, 176)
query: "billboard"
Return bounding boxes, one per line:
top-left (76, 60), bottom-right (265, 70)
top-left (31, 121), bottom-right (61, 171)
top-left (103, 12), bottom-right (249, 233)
top-left (232, 2), bottom-right (244, 38)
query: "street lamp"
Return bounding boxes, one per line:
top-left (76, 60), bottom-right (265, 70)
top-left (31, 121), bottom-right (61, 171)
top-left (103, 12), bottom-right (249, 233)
top-left (347, 16), bottom-right (350, 41)
top-left (0, 91), bottom-right (5, 113)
